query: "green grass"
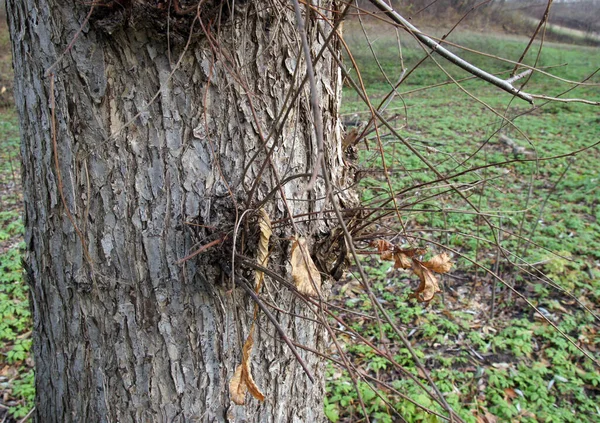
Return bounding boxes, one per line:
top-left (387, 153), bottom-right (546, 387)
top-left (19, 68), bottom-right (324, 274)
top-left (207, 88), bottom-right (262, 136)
top-left (0, 111), bottom-right (34, 420)
top-left (327, 23), bottom-right (600, 423)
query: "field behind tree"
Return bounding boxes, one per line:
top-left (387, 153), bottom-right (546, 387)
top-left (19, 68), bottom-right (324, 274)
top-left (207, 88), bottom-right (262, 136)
top-left (0, 6), bottom-right (599, 423)
top-left (324, 16), bottom-right (600, 423)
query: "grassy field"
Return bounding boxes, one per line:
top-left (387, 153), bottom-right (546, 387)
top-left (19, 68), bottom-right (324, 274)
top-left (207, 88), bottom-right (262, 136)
top-left (0, 14), bottom-right (599, 423)
top-left (324, 20), bottom-right (600, 423)
top-left (0, 111), bottom-right (33, 421)
top-left (0, 12), bottom-right (35, 421)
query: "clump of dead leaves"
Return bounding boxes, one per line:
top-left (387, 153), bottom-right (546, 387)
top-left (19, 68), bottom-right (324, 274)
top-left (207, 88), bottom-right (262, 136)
top-left (371, 240), bottom-right (453, 302)
top-left (229, 211), bottom-right (324, 406)
top-left (228, 211), bottom-right (453, 406)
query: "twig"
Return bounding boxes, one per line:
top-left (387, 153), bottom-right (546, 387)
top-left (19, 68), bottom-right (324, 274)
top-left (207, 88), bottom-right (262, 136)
top-left (290, 0), bottom-right (325, 193)
top-left (49, 75), bottom-right (95, 269)
top-left (316, 35), bottom-right (461, 422)
top-left (236, 254), bottom-right (456, 420)
top-left (367, 0), bottom-right (534, 103)
top-left (230, 209), bottom-right (254, 291)
top-left (176, 236), bottom-right (225, 264)
top-left (530, 95), bottom-right (600, 105)
top-left (18, 407), bottom-right (35, 423)
top-left (521, 158), bottom-right (573, 259)
top-left (237, 279), bottom-right (315, 383)
top-left (420, 238), bottom-right (600, 366)
top-left (511, 0), bottom-right (553, 77)
top-left (506, 69), bottom-right (533, 84)
top-left (45, 6), bottom-right (95, 76)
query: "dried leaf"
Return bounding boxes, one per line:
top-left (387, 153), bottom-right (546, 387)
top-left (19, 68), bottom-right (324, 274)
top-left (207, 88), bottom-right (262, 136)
top-left (393, 252), bottom-right (412, 269)
top-left (244, 366), bottom-right (265, 400)
top-left (504, 388), bottom-right (517, 400)
top-left (371, 239), bottom-right (393, 254)
top-left (229, 332), bottom-right (265, 405)
top-left (241, 332), bottom-right (265, 401)
top-left (476, 411), bottom-right (499, 423)
top-left (229, 210), bottom-right (271, 405)
top-left (370, 241), bottom-right (447, 302)
top-left (381, 250), bottom-right (393, 261)
top-left (401, 247), bottom-right (427, 258)
top-left (371, 240), bottom-right (427, 264)
top-left (340, 280), bottom-right (363, 297)
top-left (257, 209), bottom-right (272, 265)
top-left (229, 364), bottom-right (247, 405)
top-left (411, 260), bottom-right (441, 302)
top-left (291, 237), bottom-right (322, 296)
top-left (342, 127), bottom-right (360, 149)
top-left (255, 209), bottom-right (272, 290)
top-left (422, 252), bottom-right (453, 273)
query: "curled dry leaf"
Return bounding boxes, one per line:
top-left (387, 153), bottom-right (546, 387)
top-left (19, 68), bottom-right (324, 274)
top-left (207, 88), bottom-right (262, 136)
top-left (401, 247), bottom-right (427, 258)
top-left (229, 364), bottom-right (247, 405)
top-left (371, 239), bottom-right (393, 254)
top-left (422, 252), bottom-right (452, 273)
top-left (241, 332), bottom-right (265, 402)
top-left (255, 209), bottom-right (272, 291)
top-left (342, 127), bottom-right (360, 149)
top-left (381, 250), bottom-right (393, 261)
top-left (411, 261), bottom-right (441, 302)
top-left (371, 240), bottom-right (426, 262)
top-left (291, 237), bottom-right (321, 297)
top-left (228, 331), bottom-right (265, 405)
top-left (371, 240), bottom-right (452, 302)
top-left (229, 209), bottom-right (271, 405)
top-left (371, 240), bottom-right (417, 268)
top-left (393, 252), bottom-right (412, 269)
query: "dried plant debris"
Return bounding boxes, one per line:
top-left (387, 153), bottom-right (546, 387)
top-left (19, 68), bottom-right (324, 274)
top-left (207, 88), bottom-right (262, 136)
top-left (291, 237), bottom-right (322, 297)
top-left (254, 209), bottom-right (272, 291)
top-left (229, 209), bottom-right (272, 405)
top-left (371, 241), bottom-right (453, 302)
top-left (229, 332), bottom-right (265, 405)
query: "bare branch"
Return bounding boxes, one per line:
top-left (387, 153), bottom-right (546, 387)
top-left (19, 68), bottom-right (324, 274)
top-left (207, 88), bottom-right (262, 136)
top-left (530, 95), bottom-right (600, 105)
top-left (367, 0), bottom-right (535, 103)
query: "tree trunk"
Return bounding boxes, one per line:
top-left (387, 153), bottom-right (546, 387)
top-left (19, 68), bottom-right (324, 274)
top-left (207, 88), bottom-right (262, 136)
top-left (8, 1), bottom-right (347, 421)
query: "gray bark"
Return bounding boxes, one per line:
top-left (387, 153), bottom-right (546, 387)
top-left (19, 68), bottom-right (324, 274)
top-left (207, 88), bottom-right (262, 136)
top-left (8, 1), bottom-right (347, 421)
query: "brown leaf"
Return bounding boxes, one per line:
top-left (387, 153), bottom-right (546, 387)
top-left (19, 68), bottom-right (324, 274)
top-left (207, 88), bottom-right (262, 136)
top-left (342, 127), bottom-right (360, 149)
top-left (256, 209), bottom-right (272, 265)
top-left (340, 280), bottom-right (363, 297)
top-left (411, 260), bottom-right (441, 302)
top-left (504, 388), bottom-right (517, 400)
top-left (401, 247), bottom-right (427, 258)
top-left (241, 332), bottom-right (265, 402)
top-left (291, 237), bottom-right (321, 296)
top-left (422, 252), bottom-right (453, 274)
top-left (244, 365), bottom-right (265, 401)
top-left (230, 210), bottom-right (271, 405)
top-left (255, 209), bottom-right (272, 291)
top-left (393, 252), bottom-right (412, 269)
top-left (229, 364), bottom-right (247, 405)
top-left (381, 250), bottom-right (393, 261)
top-left (476, 411), bottom-right (499, 423)
top-left (371, 239), bottom-right (393, 254)
top-left (229, 331), bottom-right (265, 405)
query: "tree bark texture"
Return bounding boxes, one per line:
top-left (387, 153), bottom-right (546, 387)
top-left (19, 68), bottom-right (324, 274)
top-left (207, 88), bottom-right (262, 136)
top-left (8, 1), bottom-right (348, 421)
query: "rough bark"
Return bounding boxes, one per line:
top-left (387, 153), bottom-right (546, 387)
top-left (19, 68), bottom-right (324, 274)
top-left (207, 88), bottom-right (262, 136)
top-left (8, 1), bottom-right (347, 421)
